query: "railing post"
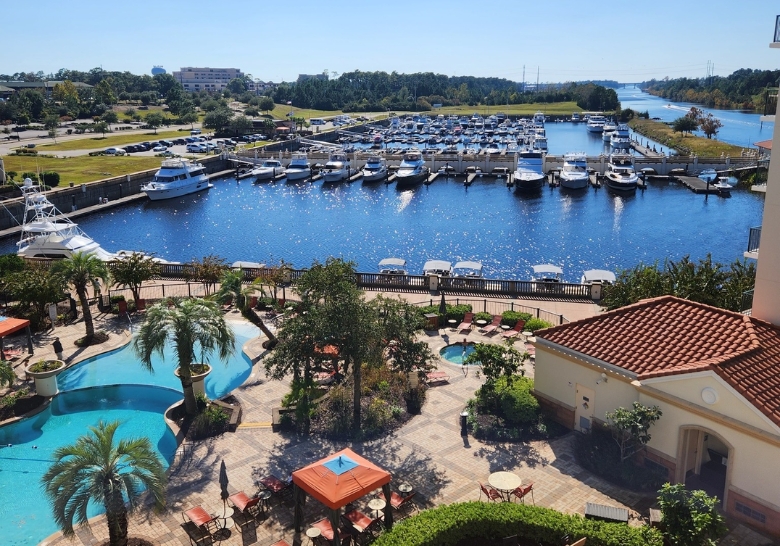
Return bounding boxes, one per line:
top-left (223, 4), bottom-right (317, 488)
top-left (560, 314), bottom-right (564, 325)
top-left (483, 299), bottom-right (487, 312)
top-left (536, 308), bottom-right (540, 318)
top-left (188, 283), bottom-right (192, 298)
top-left (162, 284), bottom-right (165, 298)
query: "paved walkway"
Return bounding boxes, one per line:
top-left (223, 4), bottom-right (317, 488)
top-left (1, 299), bottom-right (771, 546)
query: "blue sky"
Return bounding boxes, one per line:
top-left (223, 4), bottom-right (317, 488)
top-left (3, 0), bottom-right (778, 83)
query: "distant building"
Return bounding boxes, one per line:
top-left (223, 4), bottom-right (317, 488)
top-left (173, 67), bottom-right (246, 93)
top-left (0, 80), bottom-right (92, 98)
top-left (151, 66), bottom-right (166, 76)
top-left (297, 73), bottom-right (328, 83)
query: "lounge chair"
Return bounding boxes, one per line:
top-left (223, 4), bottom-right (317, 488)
top-left (457, 312), bottom-right (474, 332)
top-left (227, 491), bottom-right (262, 527)
top-left (390, 491), bottom-right (417, 519)
top-left (312, 517), bottom-right (352, 543)
top-left (479, 482), bottom-right (503, 503)
top-left (502, 320), bottom-right (526, 339)
top-left (481, 315), bottom-right (503, 334)
top-left (426, 371), bottom-right (450, 384)
top-left (510, 482), bottom-right (534, 505)
top-left (182, 506), bottom-right (223, 545)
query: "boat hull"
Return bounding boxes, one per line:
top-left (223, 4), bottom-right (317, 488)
top-left (514, 174), bottom-right (545, 191)
top-left (322, 169), bottom-right (349, 183)
top-left (143, 181), bottom-right (213, 201)
top-left (362, 169), bottom-right (387, 182)
top-left (285, 168), bottom-right (310, 181)
top-left (395, 169), bottom-right (428, 187)
top-left (559, 175), bottom-right (589, 190)
top-left (605, 175), bottom-right (637, 192)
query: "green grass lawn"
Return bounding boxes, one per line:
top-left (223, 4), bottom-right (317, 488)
top-left (1, 155), bottom-right (164, 185)
top-left (39, 128), bottom-right (196, 151)
top-left (628, 119), bottom-right (744, 157)
top-left (268, 104), bottom-right (346, 121)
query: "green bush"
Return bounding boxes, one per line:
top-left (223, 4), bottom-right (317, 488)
top-left (189, 402), bottom-right (229, 439)
top-left (525, 317), bottom-right (553, 332)
top-left (417, 303), bottom-right (472, 325)
top-left (373, 502), bottom-right (662, 546)
top-left (40, 171), bottom-right (60, 187)
top-left (476, 376), bottom-right (539, 426)
top-left (501, 310), bottom-right (532, 327)
top-left (21, 172), bottom-right (38, 182)
top-left (475, 311), bottom-right (492, 322)
top-left (1, 387), bottom-right (29, 408)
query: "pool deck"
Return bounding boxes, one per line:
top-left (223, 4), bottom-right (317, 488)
top-left (0, 291), bottom-right (770, 546)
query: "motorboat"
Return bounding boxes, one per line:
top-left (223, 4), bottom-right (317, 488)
top-left (513, 148), bottom-right (546, 192)
top-left (605, 153), bottom-right (639, 192)
top-left (141, 158), bottom-right (213, 201)
top-left (16, 178), bottom-right (116, 260)
top-left (713, 177), bottom-right (732, 195)
top-left (586, 115), bottom-right (605, 133)
top-left (378, 257), bottom-right (407, 276)
top-left (322, 152), bottom-right (351, 183)
top-left (252, 159), bottom-right (285, 182)
top-left (423, 259), bottom-right (452, 277)
top-left (395, 149), bottom-right (429, 187)
top-left (610, 124), bottom-right (631, 150)
top-left (559, 153), bottom-right (589, 190)
top-left (532, 264), bottom-right (564, 290)
top-left (698, 168), bottom-right (718, 183)
top-left (602, 120), bottom-right (617, 142)
top-left (452, 261), bottom-right (483, 278)
top-left (571, 113), bottom-right (581, 123)
top-left (533, 111), bottom-right (545, 126)
top-left (581, 269), bottom-right (616, 285)
top-left (361, 155), bottom-right (388, 182)
top-left (285, 153), bottom-right (312, 181)
top-left (533, 135), bottom-right (548, 152)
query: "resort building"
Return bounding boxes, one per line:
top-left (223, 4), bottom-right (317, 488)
top-left (172, 67), bottom-right (246, 93)
top-left (533, 31), bottom-right (780, 536)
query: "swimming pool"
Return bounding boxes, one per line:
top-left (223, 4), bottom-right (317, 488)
top-left (0, 385), bottom-right (180, 546)
top-left (0, 320), bottom-right (260, 545)
top-left (58, 321), bottom-right (260, 398)
top-left (440, 343), bottom-right (477, 365)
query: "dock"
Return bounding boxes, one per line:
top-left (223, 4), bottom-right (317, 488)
top-left (631, 140), bottom-right (665, 158)
top-left (675, 175), bottom-right (722, 194)
top-left (425, 172), bottom-right (439, 185)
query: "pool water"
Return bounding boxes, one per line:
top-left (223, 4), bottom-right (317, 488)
top-left (0, 385), bottom-right (180, 546)
top-left (0, 321), bottom-right (260, 545)
top-left (440, 343), bottom-right (477, 365)
top-left (58, 322), bottom-right (260, 398)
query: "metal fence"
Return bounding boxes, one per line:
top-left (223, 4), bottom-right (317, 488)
top-left (410, 296), bottom-right (570, 325)
top-left (747, 227), bottom-right (761, 254)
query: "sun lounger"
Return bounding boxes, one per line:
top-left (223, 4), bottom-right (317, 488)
top-left (426, 371), bottom-right (450, 384)
top-left (502, 320), bottom-right (525, 339)
top-left (457, 312), bottom-right (474, 332)
top-left (228, 491), bottom-right (262, 527)
top-left (482, 315), bottom-right (503, 334)
top-left (182, 506), bottom-right (224, 545)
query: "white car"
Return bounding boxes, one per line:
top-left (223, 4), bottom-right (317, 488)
top-left (105, 147), bottom-right (126, 156)
top-left (152, 145), bottom-right (167, 152)
top-left (186, 143), bottom-right (206, 153)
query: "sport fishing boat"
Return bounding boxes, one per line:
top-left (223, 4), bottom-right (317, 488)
top-left (322, 152), bottom-right (351, 183)
top-left (559, 153), bottom-right (589, 190)
top-left (252, 159), bottom-right (286, 182)
top-left (361, 155), bottom-right (388, 182)
top-left (605, 152), bottom-right (639, 192)
top-left (285, 153), bottom-right (312, 181)
top-left (141, 158), bottom-right (212, 200)
top-left (16, 177), bottom-right (116, 260)
top-left (513, 148), bottom-right (546, 192)
top-left (395, 149), bottom-right (429, 187)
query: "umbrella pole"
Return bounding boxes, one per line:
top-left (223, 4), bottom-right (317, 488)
top-left (382, 483), bottom-right (394, 530)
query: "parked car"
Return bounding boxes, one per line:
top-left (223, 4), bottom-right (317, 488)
top-left (105, 147), bottom-right (126, 155)
top-left (173, 138), bottom-right (187, 145)
top-left (185, 136), bottom-right (198, 143)
top-left (205, 142), bottom-right (217, 151)
top-left (159, 140), bottom-right (173, 147)
top-left (186, 143), bottom-right (206, 153)
top-left (122, 145), bottom-right (136, 153)
top-left (224, 139), bottom-right (237, 146)
top-left (152, 145), bottom-right (167, 152)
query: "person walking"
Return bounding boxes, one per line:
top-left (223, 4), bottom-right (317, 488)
top-left (53, 337), bottom-right (64, 361)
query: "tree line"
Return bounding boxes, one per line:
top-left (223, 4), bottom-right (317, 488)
top-left (641, 68), bottom-right (780, 110)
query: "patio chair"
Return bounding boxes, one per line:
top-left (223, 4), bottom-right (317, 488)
top-left (567, 539), bottom-right (586, 546)
top-left (425, 371), bottom-right (450, 384)
top-left (510, 482), bottom-right (534, 505)
top-left (312, 517), bottom-right (352, 544)
top-left (182, 506), bottom-right (223, 545)
top-left (502, 320), bottom-right (526, 339)
top-left (270, 541), bottom-right (290, 546)
top-left (479, 482), bottom-right (503, 503)
top-left (227, 491), bottom-right (262, 527)
top-left (390, 491), bottom-right (418, 519)
top-left (482, 315), bottom-right (503, 334)
top-left (457, 312), bottom-right (474, 332)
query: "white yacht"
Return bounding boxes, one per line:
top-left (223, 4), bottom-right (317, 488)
top-left (361, 156), bottom-right (388, 182)
top-left (586, 115), bottom-right (605, 133)
top-left (559, 153), bottom-right (589, 190)
top-left (532, 264), bottom-right (564, 288)
top-left (252, 159), bottom-right (285, 182)
top-left (610, 124), bottom-right (631, 150)
top-left (513, 148), bottom-right (546, 191)
top-left (423, 259), bottom-right (452, 277)
top-left (285, 153), bottom-right (312, 181)
top-left (533, 111), bottom-right (545, 126)
top-left (16, 178), bottom-right (116, 260)
top-left (605, 153), bottom-right (639, 192)
top-left (141, 159), bottom-right (212, 201)
top-left (395, 149), bottom-right (429, 187)
top-left (322, 152), bottom-right (351, 182)
top-left (602, 120), bottom-right (617, 142)
top-left (571, 113), bottom-right (581, 123)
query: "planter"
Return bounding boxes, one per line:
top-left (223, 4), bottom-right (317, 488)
top-left (25, 359), bottom-right (66, 397)
top-left (174, 364), bottom-right (211, 397)
top-left (136, 298), bottom-right (146, 311)
top-left (118, 300), bottom-right (127, 314)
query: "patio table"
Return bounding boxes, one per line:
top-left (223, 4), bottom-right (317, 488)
top-left (488, 471), bottom-right (522, 501)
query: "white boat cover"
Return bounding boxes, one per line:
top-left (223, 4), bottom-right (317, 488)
top-left (582, 269), bottom-right (616, 283)
top-left (532, 264), bottom-right (563, 275)
top-left (378, 258), bottom-right (407, 268)
top-left (453, 261), bottom-right (483, 275)
top-left (423, 260), bottom-right (452, 273)
top-left (232, 261), bottom-right (266, 269)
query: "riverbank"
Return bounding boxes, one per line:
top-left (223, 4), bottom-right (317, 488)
top-left (628, 119), bottom-right (746, 157)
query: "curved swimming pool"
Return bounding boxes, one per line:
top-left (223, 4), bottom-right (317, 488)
top-left (440, 343), bottom-right (477, 365)
top-left (0, 320), bottom-right (260, 545)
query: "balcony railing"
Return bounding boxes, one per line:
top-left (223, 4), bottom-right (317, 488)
top-left (741, 289), bottom-right (754, 314)
top-left (763, 87), bottom-right (778, 117)
top-left (747, 226), bottom-right (761, 254)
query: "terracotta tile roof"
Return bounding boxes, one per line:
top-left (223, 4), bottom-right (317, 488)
top-left (538, 295), bottom-right (780, 427)
top-left (754, 139), bottom-right (772, 150)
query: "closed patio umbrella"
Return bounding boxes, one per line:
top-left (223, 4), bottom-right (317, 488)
top-left (219, 459), bottom-right (230, 516)
top-left (439, 291), bottom-right (447, 318)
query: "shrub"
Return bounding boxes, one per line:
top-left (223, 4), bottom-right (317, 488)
top-left (189, 402), bottom-right (229, 439)
top-left (1, 387), bottom-right (29, 408)
top-left (40, 171), bottom-right (60, 187)
top-left (475, 375), bottom-right (539, 426)
top-left (372, 501), bottom-right (662, 546)
top-left (29, 359), bottom-right (64, 372)
top-left (21, 172), bottom-right (38, 182)
top-left (501, 310), bottom-right (532, 327)
top-left (475, 311), bottom-right (492, 322)
top-left (525, 317), bottom-right (553, 332)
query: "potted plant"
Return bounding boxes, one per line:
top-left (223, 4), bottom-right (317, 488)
top-left (25, 359), bottom-right (66, 397)
top-left (174, 363), bottom-right (211, 397)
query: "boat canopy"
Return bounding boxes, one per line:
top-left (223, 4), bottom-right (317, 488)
top-left (533, 264), bottom-right (563, 276)
top-left (581, 269), bottom-right (616, 284)
top-left (453, 261), bottom-right (483, 277)
top-left (232, 261), bottom-right (266, 269)
top-left (423, 260), bottom-right (452, 275)
top-left (378, 258), bottom-right (406, 268)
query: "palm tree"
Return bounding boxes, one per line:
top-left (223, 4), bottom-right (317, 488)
top-left (52, 252), bottom-right (110, 342)
top-left (134, 298), bottom-right (235, 415)
top-left (214, 270), bottom-right (277, 348)
top-left (42, 420), bottom-right (166, 546)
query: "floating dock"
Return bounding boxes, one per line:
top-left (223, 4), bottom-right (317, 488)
top-left (675, 176), bottom-right (722, 194)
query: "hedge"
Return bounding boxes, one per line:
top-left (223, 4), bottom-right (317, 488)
top-left (373, 502), bottom-right (661, 546)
